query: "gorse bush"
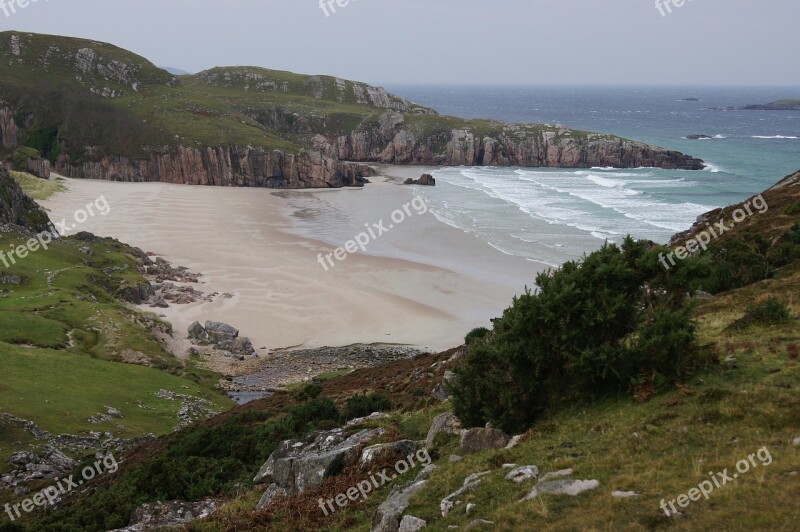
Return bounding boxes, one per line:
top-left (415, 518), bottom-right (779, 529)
top-left (737, 297), bottom-right (792, 327)
top-left (341, 392), bottom-right (393, 421)
top-left (465, 327), bottom-right (491, 346)
top-left (34, 397), bottom-right (341, 531)
top-left (451, 238), bottom-right (699, 433)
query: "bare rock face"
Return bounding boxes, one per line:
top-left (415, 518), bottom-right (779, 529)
top-left (0, 165), bottom-right (53, 233)
top-left (522, 478), bottom-right (600, 500)
top-left (459, 425), bottom-right (510, 454)
top-left (425, 413), bottom-right (463, 449)
top-left (110, 499), bottom-right (218, 531)
top-left (54, 144), bottom-right (376, 189)
top-left (372, 466), bottom-right (436, 532)
top-left (253, 427), bottom-right (384, 496)
top-left (360, 440), bottom-right (417, 471)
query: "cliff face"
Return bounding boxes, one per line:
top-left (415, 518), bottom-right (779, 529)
top-left (54, 145), bottom-right (376, 188)
top-left (0, 165), bottom-right (53, 233)
top-left (313, 113), bottom-right (705, 170)
top-left (0, 107), bottom-right (22, 150)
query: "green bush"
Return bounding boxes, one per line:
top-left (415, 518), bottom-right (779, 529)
top-left (341, 392), bottom-right (393, 421)
top-left (735, 297), bottom-right (792, 328)
top-left (465, 327), bottom-right (491, 345)
top-left (451, 239), bottom-right (698, 433)
top-left (784, 202), bottom-right (800, 215)
top-left (6, 146), bottom-right (40, 170)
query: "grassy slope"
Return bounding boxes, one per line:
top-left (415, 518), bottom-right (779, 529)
top-left (0, 230), bottom-right (232, 471)
top-left (9, 171), bottom-right (65, 201)
top-left (200, 274), bottom-right (799, 532)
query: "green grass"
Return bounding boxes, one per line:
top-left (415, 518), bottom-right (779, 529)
top-left (10, 171), bottom-right (66, 201)
top-left (0, 344), bottom-right (228, 438)
top-left (0, 228), bottom-right (234, 468)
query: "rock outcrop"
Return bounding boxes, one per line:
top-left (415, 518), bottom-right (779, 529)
top-left (315, 116), bottom-right (706, 171)
top-left (253, 427), bottom-right (384, 500)
top-left (0, 165), bottom-right (53, 233)
top-left (110, 499), bottom-right (218, 532)
top-left (54, 144), bottom-right (376, 189)
top-left (460, 425), bottom-right (510, 454)
top-left (404, 173), bottom-right (435, 186)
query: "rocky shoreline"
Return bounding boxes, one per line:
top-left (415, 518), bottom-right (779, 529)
top-left (221, 344), bottom-right (423, 404)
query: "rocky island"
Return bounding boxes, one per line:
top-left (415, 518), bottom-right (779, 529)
top-left (743, 99), bottom-right (800, 111)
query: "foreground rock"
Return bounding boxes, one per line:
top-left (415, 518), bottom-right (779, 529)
top-left (522, 479), bottom-right (600, 500)
top-left (372, 465), bottom-right (436, 532)
top-left (460, 425), bottom-right (510, 454)
top-left (441, 471), bottom-right (491, 517)
top-left (110, 499), bottom-right (218, 531)
top-left (425, 412), bottom-right (462, 449)
top-left (253, 427), bottom-right (384, 506)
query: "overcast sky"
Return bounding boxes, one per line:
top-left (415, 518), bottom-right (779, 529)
top-left (1, 0), bottom-right (798, 86)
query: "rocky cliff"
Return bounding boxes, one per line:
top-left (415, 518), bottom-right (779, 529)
top-left (313, 114), bottom-right (705, 170)
top-left (52, 144), bottom-right (376, 188)
top-left (0, 165), bottom-right (53, 232)
top-left (0, 31), bottom-right (705, 189)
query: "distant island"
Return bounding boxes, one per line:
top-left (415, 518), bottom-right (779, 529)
top-left (743, 99), bottom-right (800, 111)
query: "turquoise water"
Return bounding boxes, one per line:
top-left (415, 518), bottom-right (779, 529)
top-left (386, 86), bottom-right (800, 263)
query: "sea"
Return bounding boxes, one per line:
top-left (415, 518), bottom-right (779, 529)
top-left (378, 86), bottom-right (800, 266)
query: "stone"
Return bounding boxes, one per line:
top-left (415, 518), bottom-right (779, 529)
top-left (505, 465), bottom-right (538, 483)
top-left (466, 502), bottom-right (476, 514)
top-left (464, 519), bottom-right (495, 530)
top-left (78, 245), bottom-right (93, 255)
top-left (449, 455), bottom-right (463, 463)
top-left (505, 435), bottom-right (524, 449)
top-left (112, 499), bottom-right (218, 531)
top-left (187, 321), bottom-right (206, 340)
top-left (611, 490), bottom-right (639, 498)
top-left (230, 337), bottom-right (256, 356)
top-left (106, 407), bottom-right (123, 418)
top-left (150, 296), bottom-right (169, 308)
top-left (204, 321), bottom-right (239, 345)
top-left (522, 479), bottom-right (600, 500)
top-left (360, 440), bottom-right (417, 470)
top-left (253, 427), bottom-right (383, 494)
top-left (539, 468), bottom-right (574, 481)
top-left (256, 483), bottom-right (288, 510)
top-left (425, 412), bottom-right (462, 449)
top-left (793, 436), bottom-right (800, 446)
top-left (345, 412), bottom-right (389, 426)
top-left (372, 480), bottom-right (429, 532)
top-left (460, 426), bottom-right (510, 454)
top-left (398, 515), bottom-right (427, 532)
top-left (441, 471), bottom-right (490, 517)
top-left (403, 173), bottom-right (436, 186)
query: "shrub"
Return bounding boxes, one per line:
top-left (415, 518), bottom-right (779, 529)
top-left (465, 327), bottom-right (490, 345)
top-left (734, 297), bottom-right (792, 328)
top-left (341, 392), bottom-right (393, 421)
top-left (451, 239), bottom-right (698, 433)
top-left (6, 146), bottom-right (40, 170)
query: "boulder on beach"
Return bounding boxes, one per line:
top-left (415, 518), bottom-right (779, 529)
top-left (404, 173), bottom-right (436, 186)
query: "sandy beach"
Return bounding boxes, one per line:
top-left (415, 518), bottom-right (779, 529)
top-left (40, 166), bottom-right (545, 353)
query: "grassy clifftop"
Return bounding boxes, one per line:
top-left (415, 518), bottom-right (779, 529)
top-left (1, 31), bottom-right (704, 179)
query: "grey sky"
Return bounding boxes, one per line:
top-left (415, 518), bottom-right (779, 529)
top-left (1, 0), bottom-right (798, 86)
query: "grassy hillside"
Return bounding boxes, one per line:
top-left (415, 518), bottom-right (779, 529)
top-left (0, 31), bottom-right (428, 161)
top-left (0, 228), bottom-right (233, 488)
